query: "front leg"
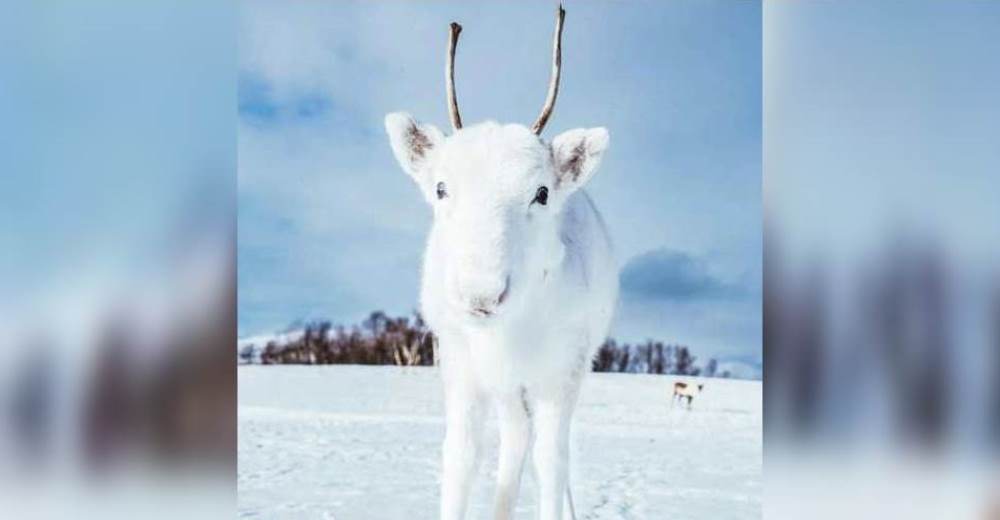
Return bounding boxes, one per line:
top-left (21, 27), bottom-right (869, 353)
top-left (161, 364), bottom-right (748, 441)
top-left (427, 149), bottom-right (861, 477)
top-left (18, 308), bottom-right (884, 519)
top-left (441, 375), bottom-right (486, 520)
top-left (492, 389), bottom-right (532, 520)
top-left (531, 394), bottom-right (578, 520)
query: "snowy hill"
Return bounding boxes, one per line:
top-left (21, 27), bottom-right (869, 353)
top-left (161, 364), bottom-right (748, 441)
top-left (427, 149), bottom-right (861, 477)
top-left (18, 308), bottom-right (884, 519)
top-left (238, 365), bottom-right (761, 518)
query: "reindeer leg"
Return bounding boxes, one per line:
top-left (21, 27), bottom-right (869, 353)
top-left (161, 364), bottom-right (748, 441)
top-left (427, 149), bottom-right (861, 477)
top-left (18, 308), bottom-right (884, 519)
top-left (492, 388), bottom-right (532, 520)
top-left (440, 373), bottom-right (485, 520)
top-left (531, 378), bottom-right (581, 520)
top-left (564, 485), bottom-right (577, 520)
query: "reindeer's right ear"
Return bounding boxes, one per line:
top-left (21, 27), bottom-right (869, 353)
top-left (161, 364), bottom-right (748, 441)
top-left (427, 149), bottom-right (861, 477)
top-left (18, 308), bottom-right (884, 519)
top-left (385, 112), bottom-right (444, 183)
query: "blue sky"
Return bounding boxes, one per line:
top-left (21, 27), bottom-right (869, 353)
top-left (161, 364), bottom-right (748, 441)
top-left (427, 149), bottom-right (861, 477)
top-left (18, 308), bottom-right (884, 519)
top-left (238, 1), bottom-right (761, 363)
top-left (766, 1), bottom-right (1000, 260)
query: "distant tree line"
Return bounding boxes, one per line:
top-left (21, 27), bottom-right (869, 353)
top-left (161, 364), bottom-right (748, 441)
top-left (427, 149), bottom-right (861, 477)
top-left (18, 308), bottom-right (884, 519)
top-left (238, 311), bottom-right (728, 377)
top-left (239, 311), bottom-right (435, 367)
top-left (591, 339), bottom-right (726, 377)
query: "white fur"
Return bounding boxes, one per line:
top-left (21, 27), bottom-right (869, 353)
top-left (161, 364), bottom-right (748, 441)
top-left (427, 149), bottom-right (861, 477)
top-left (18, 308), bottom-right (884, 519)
top-left (386, 112), bottom-right (618, 520)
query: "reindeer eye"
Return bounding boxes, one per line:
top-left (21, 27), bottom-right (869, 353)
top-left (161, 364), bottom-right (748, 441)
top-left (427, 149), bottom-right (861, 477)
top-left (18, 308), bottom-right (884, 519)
top-left (436, 182), bottom-right (447, 200)
top-left (532, 186), bottom-right (549, 206)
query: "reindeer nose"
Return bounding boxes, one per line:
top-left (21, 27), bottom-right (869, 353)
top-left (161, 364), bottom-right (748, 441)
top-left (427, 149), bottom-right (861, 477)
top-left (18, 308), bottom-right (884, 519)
top-left (463, 275), bottom-right (510, 317)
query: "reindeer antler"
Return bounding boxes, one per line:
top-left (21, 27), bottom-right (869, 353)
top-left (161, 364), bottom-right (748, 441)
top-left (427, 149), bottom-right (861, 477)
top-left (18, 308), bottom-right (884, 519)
top-left (446, 22), bottom-right (463, 131)
top-left (446, 5), bottom-right (565, 135)
top-left (530, 5), bottom-right (565, 135)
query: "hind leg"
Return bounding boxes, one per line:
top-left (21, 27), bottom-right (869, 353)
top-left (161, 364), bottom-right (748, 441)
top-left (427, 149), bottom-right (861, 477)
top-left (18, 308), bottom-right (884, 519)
top-left (564, 485), bottom-right (577, 520)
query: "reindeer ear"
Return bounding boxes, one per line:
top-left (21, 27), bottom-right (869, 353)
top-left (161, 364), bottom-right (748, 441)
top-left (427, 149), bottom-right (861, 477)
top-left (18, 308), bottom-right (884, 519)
top-left (385, 112), bottom-right (444, 183)
top-left (551, 127), bottom-right (609, 190)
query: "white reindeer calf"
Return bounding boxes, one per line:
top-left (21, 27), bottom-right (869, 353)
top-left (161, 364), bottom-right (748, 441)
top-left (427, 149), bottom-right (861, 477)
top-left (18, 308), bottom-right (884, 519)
top-left (385, 6), bottom-right (617, 520)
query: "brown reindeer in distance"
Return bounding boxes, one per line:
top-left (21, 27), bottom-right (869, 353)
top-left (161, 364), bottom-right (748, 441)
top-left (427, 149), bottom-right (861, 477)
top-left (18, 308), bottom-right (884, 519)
top-left (673, 381), bottom-right (704, 409)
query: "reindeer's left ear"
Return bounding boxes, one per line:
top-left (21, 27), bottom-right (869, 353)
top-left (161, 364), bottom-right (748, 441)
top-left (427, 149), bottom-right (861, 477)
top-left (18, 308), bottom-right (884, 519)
top-left (551, 127), bottom-right (609, 190)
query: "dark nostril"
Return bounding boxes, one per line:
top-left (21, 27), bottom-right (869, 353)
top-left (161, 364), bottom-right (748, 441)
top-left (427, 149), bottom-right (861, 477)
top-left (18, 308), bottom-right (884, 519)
top-left (496, 276), bottom-right (510, 306)
top-left (462, 276), bottom-right (510, 317)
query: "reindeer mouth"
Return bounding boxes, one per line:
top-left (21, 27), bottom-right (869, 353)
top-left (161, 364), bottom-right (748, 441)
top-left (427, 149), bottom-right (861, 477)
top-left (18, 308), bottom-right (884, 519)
top-left (469, 307), bottom-right (494, 318)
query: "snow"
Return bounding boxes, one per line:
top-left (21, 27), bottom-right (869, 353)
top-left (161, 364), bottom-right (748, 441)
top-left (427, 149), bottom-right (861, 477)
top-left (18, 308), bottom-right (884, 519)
top-left (239, 365), bottom-right (761, 519)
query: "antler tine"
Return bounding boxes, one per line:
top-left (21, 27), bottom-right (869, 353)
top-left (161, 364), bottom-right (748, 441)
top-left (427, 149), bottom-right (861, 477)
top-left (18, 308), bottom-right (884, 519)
top-left (530, 5), bottom-right (565, 135)
top-left (446, 22), bottom-right (463, 131)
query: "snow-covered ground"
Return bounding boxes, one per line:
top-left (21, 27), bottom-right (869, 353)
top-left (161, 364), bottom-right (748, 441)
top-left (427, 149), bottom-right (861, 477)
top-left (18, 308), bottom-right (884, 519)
top-left (238, 366), bottom-right (761, 519)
